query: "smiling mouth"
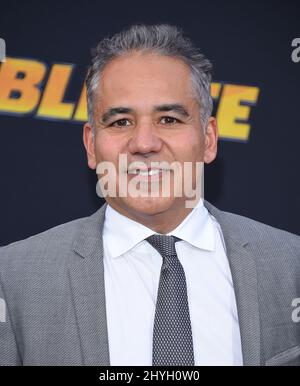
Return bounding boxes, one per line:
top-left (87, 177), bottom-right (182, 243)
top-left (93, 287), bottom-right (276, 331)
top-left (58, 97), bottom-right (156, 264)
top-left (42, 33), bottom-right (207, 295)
top-left (127, 168), bottom-right (168, 176)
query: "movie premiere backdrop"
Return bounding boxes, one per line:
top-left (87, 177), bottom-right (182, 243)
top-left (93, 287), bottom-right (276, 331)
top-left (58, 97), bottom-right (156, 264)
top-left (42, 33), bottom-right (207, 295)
top-left (0, 0), bottom-right (299, 245)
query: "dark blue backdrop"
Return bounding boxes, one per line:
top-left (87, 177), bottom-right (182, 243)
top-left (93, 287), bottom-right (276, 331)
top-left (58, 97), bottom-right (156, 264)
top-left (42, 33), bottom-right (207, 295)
top-left (0, 0), bottom-right (299, 246)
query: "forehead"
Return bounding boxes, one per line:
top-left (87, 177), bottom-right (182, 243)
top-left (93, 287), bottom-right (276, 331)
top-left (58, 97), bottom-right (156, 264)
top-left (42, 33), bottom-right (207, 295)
top-left (97, 52), bottom-right (195, 107)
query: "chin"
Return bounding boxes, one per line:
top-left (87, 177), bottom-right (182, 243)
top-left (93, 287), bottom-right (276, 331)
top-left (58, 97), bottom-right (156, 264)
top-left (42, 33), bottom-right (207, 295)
top-left (122, 196), bottom-right (176, 216)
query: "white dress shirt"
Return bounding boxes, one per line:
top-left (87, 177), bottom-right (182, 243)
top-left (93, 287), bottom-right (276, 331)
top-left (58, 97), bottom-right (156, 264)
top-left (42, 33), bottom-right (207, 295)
top-left (102, 199), bottom-right (243, 366)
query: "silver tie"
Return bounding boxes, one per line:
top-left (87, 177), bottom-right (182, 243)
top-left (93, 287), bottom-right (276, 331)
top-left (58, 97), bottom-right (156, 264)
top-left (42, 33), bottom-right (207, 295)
top-left (146, 234), bottom-right (194, 366)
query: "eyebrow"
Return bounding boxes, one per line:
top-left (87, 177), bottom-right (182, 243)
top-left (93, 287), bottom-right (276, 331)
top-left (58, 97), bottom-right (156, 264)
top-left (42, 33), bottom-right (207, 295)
top-left (100, 103), bottom-right (190, 124)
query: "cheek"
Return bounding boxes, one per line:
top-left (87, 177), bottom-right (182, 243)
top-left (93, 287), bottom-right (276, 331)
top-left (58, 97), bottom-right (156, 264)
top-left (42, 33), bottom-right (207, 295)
top-left (170, 132), bottom-right (203, 162)
top-left (94, 134), bottom-right (121, 163)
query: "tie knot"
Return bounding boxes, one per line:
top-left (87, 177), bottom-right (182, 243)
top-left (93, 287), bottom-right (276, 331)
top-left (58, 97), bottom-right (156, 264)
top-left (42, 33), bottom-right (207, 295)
top-left (146, 234), bottom-right (181, 257)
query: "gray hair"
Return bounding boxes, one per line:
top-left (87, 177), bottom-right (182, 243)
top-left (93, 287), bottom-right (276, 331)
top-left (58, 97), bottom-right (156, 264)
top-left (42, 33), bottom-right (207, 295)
top-left (86, 24), bottom-right (213, 133)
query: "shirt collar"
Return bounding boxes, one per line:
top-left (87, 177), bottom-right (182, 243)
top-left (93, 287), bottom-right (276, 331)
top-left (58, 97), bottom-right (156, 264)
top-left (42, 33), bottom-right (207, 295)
top-left (103, 198), bottom-right (215, 258)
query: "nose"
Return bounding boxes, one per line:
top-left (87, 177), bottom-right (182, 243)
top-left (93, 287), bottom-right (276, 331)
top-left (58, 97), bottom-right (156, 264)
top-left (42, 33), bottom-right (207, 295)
top-left (128, 122), bottom-right (163, 156)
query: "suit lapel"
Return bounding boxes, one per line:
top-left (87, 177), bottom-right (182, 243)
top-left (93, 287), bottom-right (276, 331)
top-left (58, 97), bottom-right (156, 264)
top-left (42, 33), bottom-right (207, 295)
top-left (205, 201), bottom-right (262, 366)
top-left (224, 237), bottom-right (261, 365)
top-left (69, 203), bottom-right (110, 366)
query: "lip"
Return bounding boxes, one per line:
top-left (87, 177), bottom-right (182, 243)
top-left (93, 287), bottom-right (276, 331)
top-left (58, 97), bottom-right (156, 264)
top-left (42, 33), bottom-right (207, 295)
top-left (127, 169), bottom-right (170, 182)
top-left (127, 167), bottom-right (167, 173)
top-left (127, 165), bottom-right (167, 172)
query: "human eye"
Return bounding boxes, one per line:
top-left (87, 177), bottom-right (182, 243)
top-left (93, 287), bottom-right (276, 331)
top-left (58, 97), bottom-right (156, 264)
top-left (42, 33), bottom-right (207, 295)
top-left (110, 118), bottom-right (131, 127)
top-left (160, 116), bottom-right (180, 125)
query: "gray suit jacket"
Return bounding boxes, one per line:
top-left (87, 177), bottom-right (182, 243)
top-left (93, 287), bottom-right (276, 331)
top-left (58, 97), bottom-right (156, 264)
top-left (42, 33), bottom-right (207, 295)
top-left (0, 201), bottom-right (299, 366)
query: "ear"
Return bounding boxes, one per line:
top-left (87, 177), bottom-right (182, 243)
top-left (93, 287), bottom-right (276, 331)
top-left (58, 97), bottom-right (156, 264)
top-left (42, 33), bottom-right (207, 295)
top-left (83, 122), bottom-right (97, 170)
top-left (203, 117), bottom-right (218, 164)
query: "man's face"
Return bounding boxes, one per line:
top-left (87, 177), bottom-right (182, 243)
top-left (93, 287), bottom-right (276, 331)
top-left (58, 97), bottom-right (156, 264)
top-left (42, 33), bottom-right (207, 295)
top-left (84, 51), bottom-right (217, 223)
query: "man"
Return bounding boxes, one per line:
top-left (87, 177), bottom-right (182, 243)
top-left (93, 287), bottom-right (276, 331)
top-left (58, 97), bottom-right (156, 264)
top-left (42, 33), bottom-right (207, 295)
top-left (0, 24), bottom-right (299, 366)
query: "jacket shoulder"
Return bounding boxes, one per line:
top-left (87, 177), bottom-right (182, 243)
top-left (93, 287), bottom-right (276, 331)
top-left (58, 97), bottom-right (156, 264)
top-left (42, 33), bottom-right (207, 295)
top-left (0, 215), bottom-right (89, 266)
top-left (224, 209), bottom-right (298, 243)
top-left (216, 208), bottom-right (300, 263)
top-left (205, 201), bottom-right (300, 257)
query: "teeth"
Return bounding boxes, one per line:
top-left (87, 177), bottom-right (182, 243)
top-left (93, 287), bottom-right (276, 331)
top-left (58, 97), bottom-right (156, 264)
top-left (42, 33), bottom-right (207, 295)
top-left (128, 169), bottom-right (162, 176)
